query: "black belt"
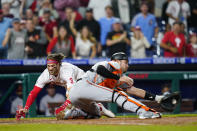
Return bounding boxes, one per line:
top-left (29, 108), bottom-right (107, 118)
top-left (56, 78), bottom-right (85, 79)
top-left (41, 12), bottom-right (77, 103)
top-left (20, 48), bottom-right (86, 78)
top-left (77, 78), bottom-right (82, 82)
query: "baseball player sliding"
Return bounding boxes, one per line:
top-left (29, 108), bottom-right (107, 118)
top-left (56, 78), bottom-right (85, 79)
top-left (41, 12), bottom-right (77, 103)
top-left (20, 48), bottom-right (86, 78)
top-left (16, 53), bottom-right (115, 120)
top-left (67, 52), bottom-right (162, 119)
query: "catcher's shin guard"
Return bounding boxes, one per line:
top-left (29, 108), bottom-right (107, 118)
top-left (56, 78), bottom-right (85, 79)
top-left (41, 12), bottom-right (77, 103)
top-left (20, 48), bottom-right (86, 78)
top-left (111, 89), bottom-right (161, 119)
top-left (112, 89), bottom-right (149, 111)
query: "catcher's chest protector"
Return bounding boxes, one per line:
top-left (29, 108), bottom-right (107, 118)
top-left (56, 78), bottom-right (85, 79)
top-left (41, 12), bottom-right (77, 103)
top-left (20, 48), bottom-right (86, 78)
top-left (98, 69), bottom-right (122, 89)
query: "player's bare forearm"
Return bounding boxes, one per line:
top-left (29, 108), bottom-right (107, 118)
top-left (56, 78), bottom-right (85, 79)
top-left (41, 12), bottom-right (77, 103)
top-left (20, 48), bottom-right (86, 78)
top-left (126, 86), bottom-right (146, 98)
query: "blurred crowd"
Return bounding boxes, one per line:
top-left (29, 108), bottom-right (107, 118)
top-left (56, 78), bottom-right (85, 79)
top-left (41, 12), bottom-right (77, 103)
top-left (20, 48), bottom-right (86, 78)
top-left (0, 0), bottom-right (197, 59)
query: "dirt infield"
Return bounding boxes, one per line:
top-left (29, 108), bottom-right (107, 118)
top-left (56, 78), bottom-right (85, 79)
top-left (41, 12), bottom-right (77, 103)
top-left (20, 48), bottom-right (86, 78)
top-left (0, 116), bottom-right (197, 125)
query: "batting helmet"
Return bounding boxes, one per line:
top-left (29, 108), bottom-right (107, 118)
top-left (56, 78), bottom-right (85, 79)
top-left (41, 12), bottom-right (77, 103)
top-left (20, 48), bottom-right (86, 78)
top-left (111, 52), bottom-right (128, 61)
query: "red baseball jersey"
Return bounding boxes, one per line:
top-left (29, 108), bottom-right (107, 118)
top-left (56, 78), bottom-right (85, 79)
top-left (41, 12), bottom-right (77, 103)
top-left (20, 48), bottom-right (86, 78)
top-left (162, 31), bottom-right (186, 57)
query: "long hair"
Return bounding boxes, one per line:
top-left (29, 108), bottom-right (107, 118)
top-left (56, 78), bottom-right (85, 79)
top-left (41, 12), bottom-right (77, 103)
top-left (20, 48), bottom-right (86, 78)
top-left (57, 26), bottom-right (70, 45)
top-left (80, 26), bottom-right (96, 44)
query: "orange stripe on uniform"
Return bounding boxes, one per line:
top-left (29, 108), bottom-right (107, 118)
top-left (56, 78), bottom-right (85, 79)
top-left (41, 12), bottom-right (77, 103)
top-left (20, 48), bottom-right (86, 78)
top-left (86, 80), bottom-right (113, 92)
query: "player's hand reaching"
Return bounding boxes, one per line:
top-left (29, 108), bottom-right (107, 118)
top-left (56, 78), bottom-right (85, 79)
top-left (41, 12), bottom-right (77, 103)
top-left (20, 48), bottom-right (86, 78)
top-left (16, 106), bottom-right (28, 120)
top-left (119, 76), bottom-right (133, 87)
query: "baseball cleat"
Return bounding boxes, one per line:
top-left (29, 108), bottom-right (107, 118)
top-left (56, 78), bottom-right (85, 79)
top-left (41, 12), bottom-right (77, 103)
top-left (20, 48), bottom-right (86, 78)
top-left (56, 110), bottom-right (65, 120)
top-left (138, 110), bottom-right (162, 119)
top-left (97, 103), bottom-right (115, 118)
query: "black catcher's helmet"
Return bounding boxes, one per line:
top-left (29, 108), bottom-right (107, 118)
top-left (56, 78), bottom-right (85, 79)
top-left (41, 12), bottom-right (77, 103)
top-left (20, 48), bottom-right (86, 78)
top-left (111, 52), bottom-right (128, 61)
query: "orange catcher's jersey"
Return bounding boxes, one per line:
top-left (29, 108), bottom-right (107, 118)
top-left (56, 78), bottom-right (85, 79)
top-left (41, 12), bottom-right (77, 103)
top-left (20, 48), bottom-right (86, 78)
top-left (35, 62), bottom-right (85, 89)
top-left (83, 61), bottom-right (122, 89)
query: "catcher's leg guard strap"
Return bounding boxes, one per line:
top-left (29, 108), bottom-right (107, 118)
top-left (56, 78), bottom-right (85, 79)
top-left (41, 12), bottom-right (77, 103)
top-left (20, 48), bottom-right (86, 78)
top-left (135, 106), bottom-right (142, 113)
top-left (112, 90), bottom-right (116, 103)
top-left (122, 99), bottom-right (127, 109)
top-left (112, 90), bottom-right (123, 103)
top-left (115, 94), bottom-right (121, 103)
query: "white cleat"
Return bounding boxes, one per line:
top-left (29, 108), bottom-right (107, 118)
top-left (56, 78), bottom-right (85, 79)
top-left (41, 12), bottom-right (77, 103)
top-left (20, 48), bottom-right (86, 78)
top-left (98, 103), bottom-right (115, 118)
top-left (138, 110), bottom-right (162, 119)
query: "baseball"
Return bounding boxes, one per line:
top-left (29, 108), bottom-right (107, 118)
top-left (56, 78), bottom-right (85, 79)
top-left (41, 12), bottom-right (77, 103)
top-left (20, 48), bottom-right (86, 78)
top-left (172, 99), bottom-right (177, 104)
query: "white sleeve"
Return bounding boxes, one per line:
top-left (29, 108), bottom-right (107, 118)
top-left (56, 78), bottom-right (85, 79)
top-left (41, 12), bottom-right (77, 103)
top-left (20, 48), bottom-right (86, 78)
top-left (143, 37), bottom-right (151, 48)
top-left (88, 0), bottom-right (95, 8)
top-left (187, 3), bottom-right (191, 16)
top-left (35, 69), bottom-right (50, 88)
top-left (166, 2), bottom-right (173, 15)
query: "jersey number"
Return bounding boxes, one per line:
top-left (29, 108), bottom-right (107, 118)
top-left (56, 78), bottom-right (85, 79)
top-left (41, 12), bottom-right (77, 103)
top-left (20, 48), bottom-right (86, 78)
top-left (69, 78), bottom-right (74, 84)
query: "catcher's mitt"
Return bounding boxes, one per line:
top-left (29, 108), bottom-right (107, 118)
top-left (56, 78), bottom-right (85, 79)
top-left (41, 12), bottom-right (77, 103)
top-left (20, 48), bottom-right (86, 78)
top-left (160, 92), bottom-right (181, 112)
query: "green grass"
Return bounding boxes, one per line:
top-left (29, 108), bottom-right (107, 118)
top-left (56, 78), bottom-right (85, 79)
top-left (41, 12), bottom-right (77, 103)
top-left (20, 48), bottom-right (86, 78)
top-left (0, 124), bottom-right (197, 131)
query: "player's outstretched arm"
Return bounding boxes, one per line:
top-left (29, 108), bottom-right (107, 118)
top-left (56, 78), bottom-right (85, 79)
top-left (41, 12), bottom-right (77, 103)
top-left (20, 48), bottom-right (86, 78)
top-left (118, 76), bottom-right (163, 103)
top-left (16, 86), bottom-right (42, 120)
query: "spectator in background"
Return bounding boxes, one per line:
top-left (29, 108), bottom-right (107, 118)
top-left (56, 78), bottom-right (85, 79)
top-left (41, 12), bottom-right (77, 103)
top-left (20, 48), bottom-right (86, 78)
top-left (160, 22), bottom-right (186, 57)
top-left (25, 19), bottom-right (47, 58)
top-left (10, 80), bottom-right (23, 116)
top-left (88, 0), bottom-right (111, 21)
top-left (59, 7), bottom-right (81, 36)
top-left (47, 26), bottom-right (76, 58)
top-left (188, 0), bottom-right (197, 30)
top-left (131, 2), bottom-right (158, 57)
top-left (39, 8), bottom-right (58, 42)
top-left (111, 0), bottom-right (140, 32)
top-left (166, 0), bottom-right (190, 30)
top-left (186, 33), bottom-right (197, 57)
top-left (19, 19), bottom-right (26, 30)
top-left (2, 18), bottom-right (26, 59)
top-left (161, 0), bottom-right (172, 24)
top-left (19, 0), bottom-right (34, 20)
top-left (32, 14), bottom-right (42, 30)
top-left (180, 22), bottom-right (187, 39)
top-left (76, 8), bottom-right (101, 55)
top-left (2, 2), bottom-right (14, 18)
top-left (38, 0), bottom-right (59, 20)
top-left (54, 0), bottom-right (80, 22)
top-left (70, 12), bottom-right (96, 59)
top-left (1, 0), bottom-right (21, 18)
top-left (157, 23), bottom-right (171, 46)
top-left (25, 9), bottom-right (34, 19)
top-left (106, 18), bottom-right (130, 57)
top-left (99, 5), bottom-right (118, 56)
top-left (78, 0), bottom-right (89, 18)
top-left (130, 26), bottom-right (150, 58)
top-left (143, 0), bottom-right (155, 14)
top-left (0, 9), bottom-right (12, 59)
top-left (77, 8), bottom-right (100, 42)
top-left (20, 7), bottom-right (34, 20)
top-left (39, 85), bottom-right (65, 116)
top-left (161, 84), bottom-right (171, 95)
